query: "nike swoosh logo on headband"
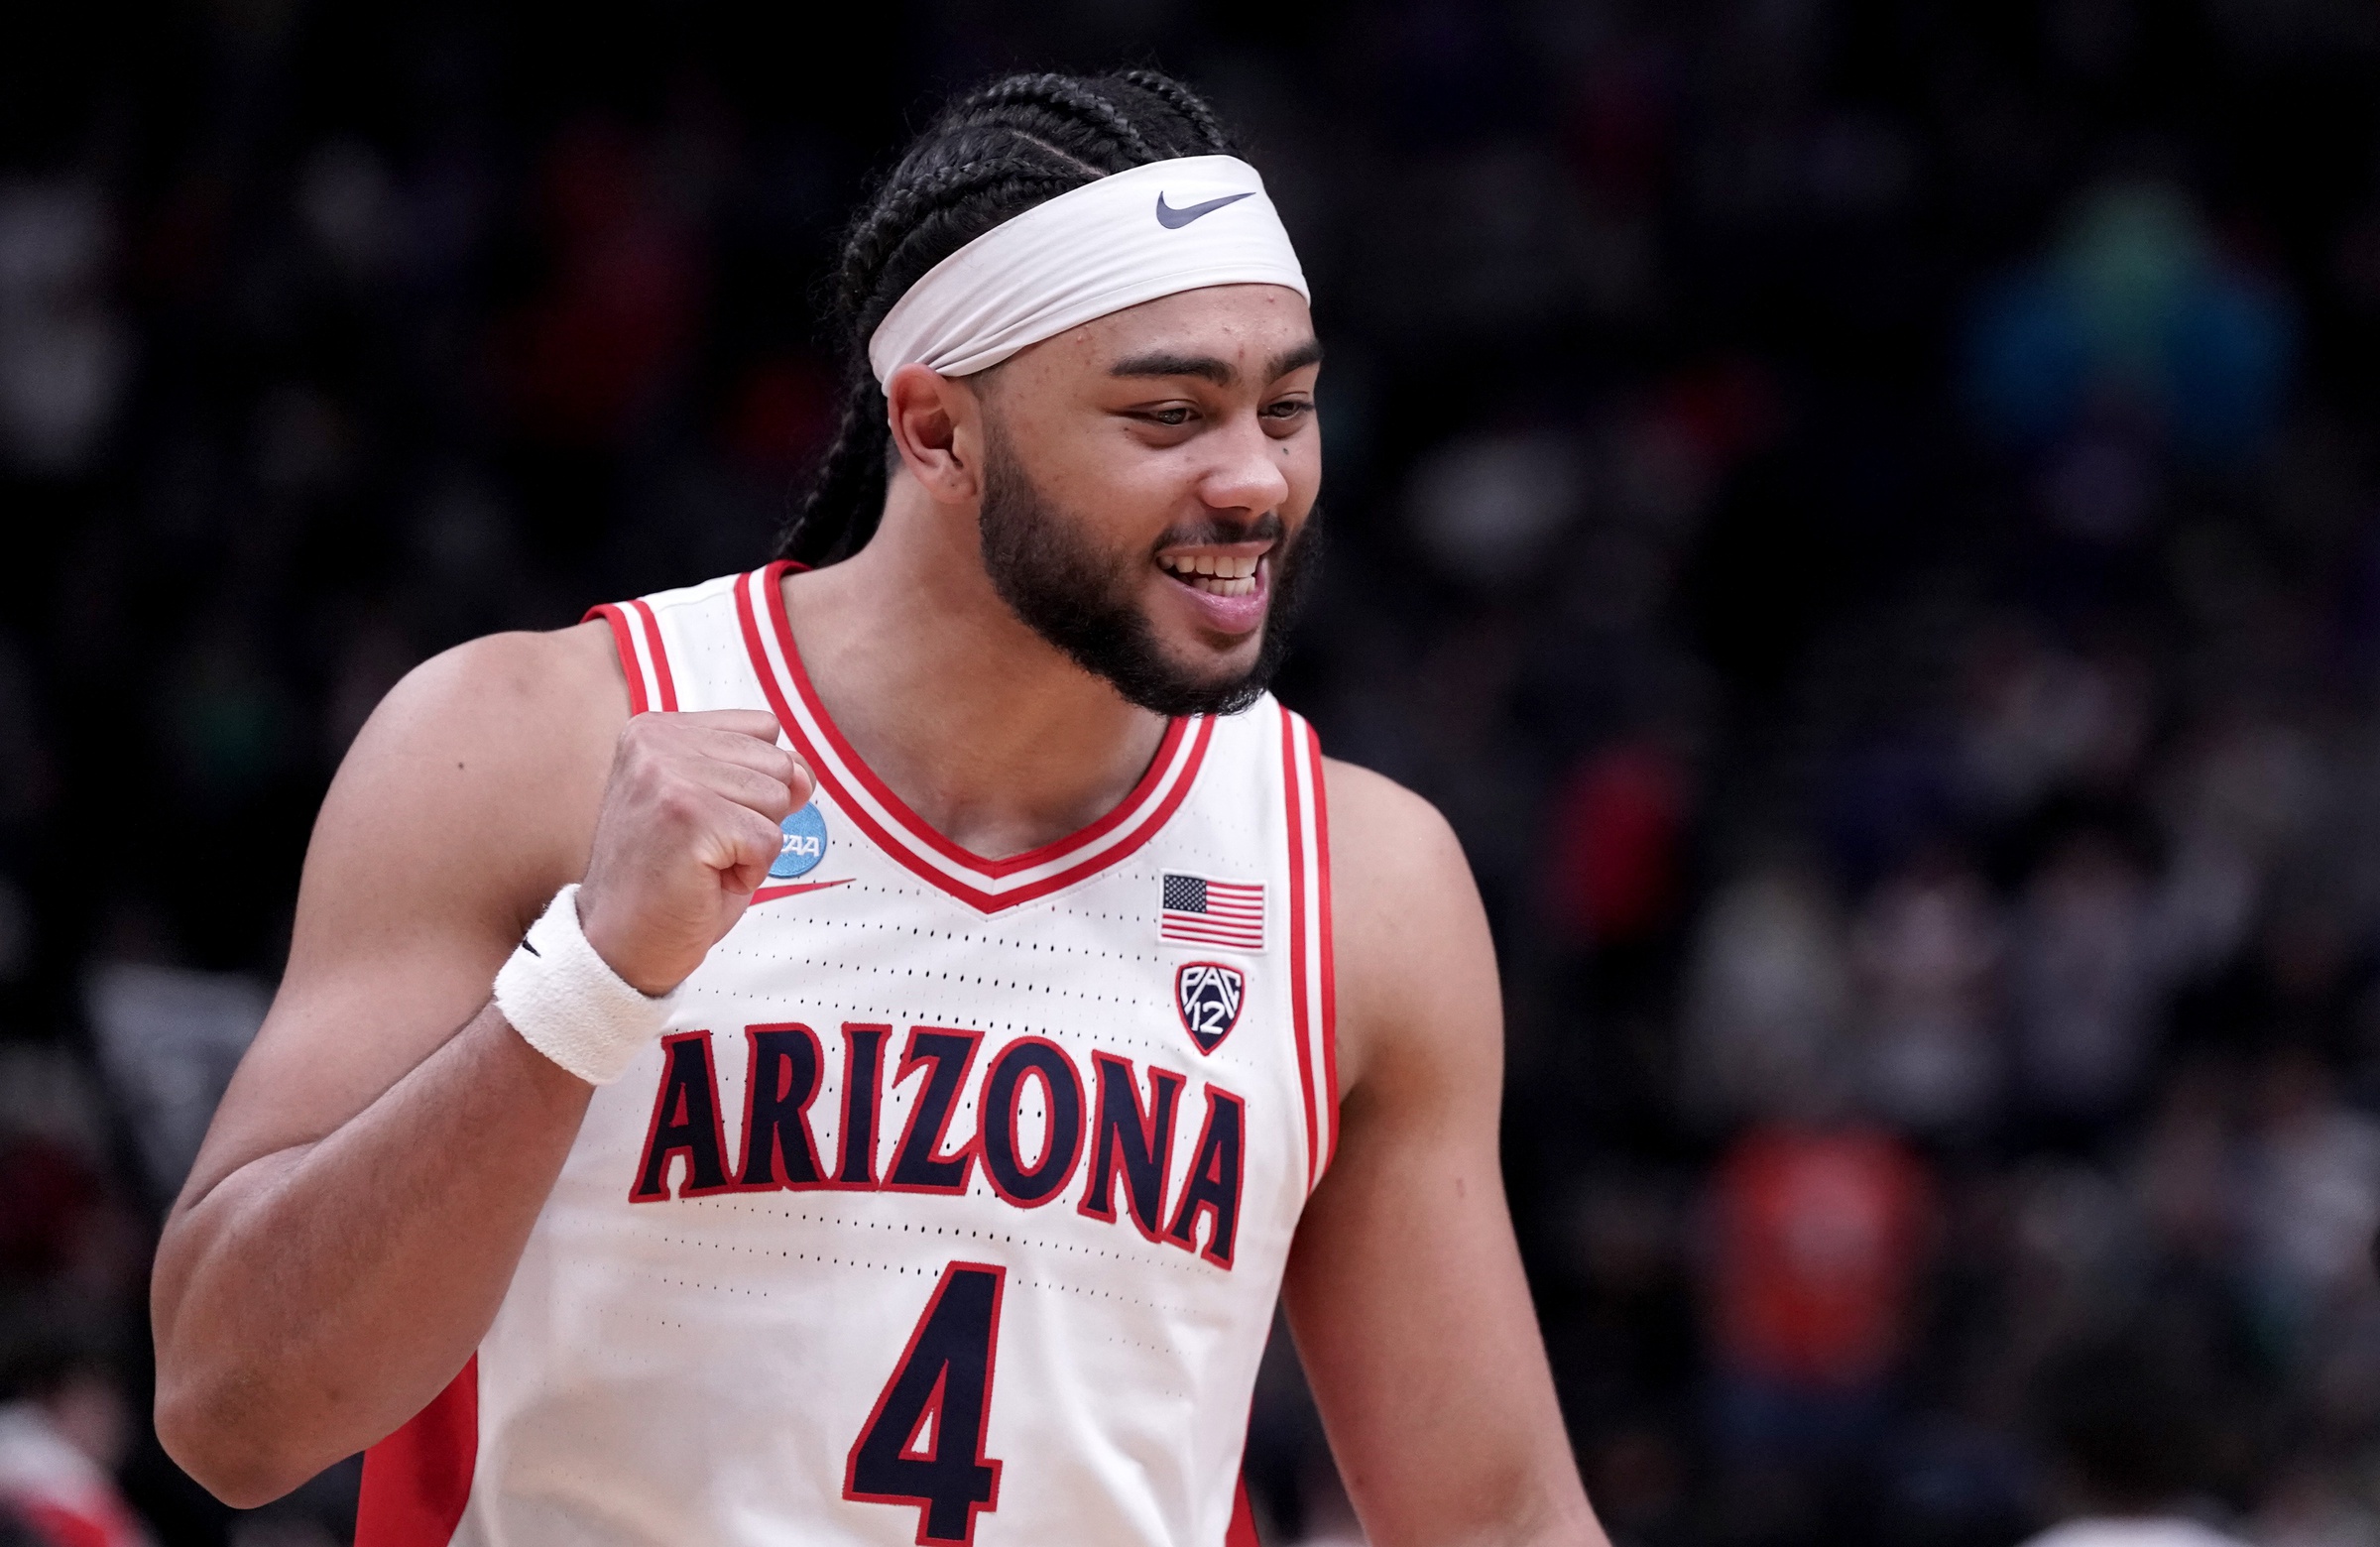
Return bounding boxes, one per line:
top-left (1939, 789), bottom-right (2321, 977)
top-left (1155, 190), bottom-right (1255, 228)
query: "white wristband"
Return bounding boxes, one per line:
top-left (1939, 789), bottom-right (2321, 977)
top-left (493, 885), bottom-right (675, 1085)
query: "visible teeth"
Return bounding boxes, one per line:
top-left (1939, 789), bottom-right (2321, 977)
top-left (1159, 553), bottom-right (1260, 578)
top-left (1158, 553), bottom-right (1263, 593)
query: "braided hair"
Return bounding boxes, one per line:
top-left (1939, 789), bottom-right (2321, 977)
top-left (775, 69), bottom-right (1236, 565)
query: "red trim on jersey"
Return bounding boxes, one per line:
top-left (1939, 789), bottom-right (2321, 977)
top-left (586, 599), bottom-right (678, 715)
top-left (355, 1357), bottom-right (477, 1547)
top-left (1227, 1476), bottom-right (1260, 1547)
top-left (735, 561), bottom-right (1212, 912)
top-left (628, 598), bottom-right (679, 711)
top-left (1307, 717), bottom-right (1340, 1180)
top-left (585, 603), bottom-right (650, 715)
top-left (1280, 706), bottom-right (1320, 1192)
top-left (763, 559), bottom-right (1186, 878)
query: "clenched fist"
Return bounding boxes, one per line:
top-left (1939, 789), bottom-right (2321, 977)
top-left (576, 709), bottom-right (815, 996)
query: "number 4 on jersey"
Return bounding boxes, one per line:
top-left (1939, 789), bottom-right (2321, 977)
top-left (845, 1261), bottom-right (1007, 1545)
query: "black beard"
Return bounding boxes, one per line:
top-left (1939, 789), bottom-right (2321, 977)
top-left (975, 429), bottom-right (1319, 718)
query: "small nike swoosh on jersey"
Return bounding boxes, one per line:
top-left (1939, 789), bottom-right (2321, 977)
top-left (1155, 190), bottom-right (1255, 228)
top-left (752, 878), bottom-right (855, 903)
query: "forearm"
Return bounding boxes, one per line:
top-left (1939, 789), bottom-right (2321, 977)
top-left (1286, 1091), bottom-right (1601, 1545)
top-left (1289, 1219), bottom-right (1604, 1547)
top-left (153, 1001), bottom-right (593, 1504)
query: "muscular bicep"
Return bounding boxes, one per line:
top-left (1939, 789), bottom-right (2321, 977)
top-left (1281, 761), bottom-right (1600, 1546)
top-left (171, 625), bottom-right (626, 1214)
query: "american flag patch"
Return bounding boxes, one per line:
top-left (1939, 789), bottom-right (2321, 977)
top-left (1160, 874), bottom-right (1265, 951)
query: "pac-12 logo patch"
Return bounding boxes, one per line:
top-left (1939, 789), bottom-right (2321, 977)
top-left (1175, 962), bottom-right (1246, 1055)
top-left (771, 803), bottom-right (828, 879)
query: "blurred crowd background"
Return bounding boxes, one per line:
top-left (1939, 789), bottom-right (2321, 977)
top-left (6, 1), bottom-right (2380, 1544)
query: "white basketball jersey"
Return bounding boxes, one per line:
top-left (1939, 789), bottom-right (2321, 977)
top-left (355, 563), bottom-right (1338, 1547)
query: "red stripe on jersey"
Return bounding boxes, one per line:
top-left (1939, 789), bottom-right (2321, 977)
top-left (355, 1356), bottom-right (477, 1547)
top-left (760, 562), bottom-right (1189, 878)
top-left (584, 604), bottom-right (650, 715)
top-left (629, 598), bottom-right (678, 711)
top-left (1307, 717), bottom-right (1341, 1179)
top-left (738, 563), bottom-right (1213, 912)
top-left (1280, 705), bottom-right (1319, 1192)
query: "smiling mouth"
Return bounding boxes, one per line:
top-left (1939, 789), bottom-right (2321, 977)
top-left (1156, 551), bottom-right (1263, 597)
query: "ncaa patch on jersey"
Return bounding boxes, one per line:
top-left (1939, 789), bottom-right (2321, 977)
top-left (771, 802), bottom-right (829, 879)
top-left (1175, 961), bottom-right (1246, 1054)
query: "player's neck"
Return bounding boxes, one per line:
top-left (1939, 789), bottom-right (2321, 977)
top-left (778, 496), bottom-right (1170, 863)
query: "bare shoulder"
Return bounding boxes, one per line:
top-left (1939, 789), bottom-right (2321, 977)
top-left (1319, 757), bottom-right (1499, 1099)
top-left (1320, 757), bottom-right (1467, 893)
top-left (172, 622), bottom-right (632, 1211)
top-left (292, 620), bottom-right (630, 965)
top-left (352, 620), bottom-right (625, 786)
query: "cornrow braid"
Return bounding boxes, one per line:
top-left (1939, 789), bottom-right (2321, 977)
top-left (976, 73), bottom-right (1159, 162)
top-left (832, 159), bottom-right (1033, 312)
top-left (775, 68), bottom-right (1240, 566)
top-left (1118, 69), bottom-right (1231, 152)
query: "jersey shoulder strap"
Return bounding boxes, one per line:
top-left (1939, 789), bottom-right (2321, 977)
top-left (584, 594), bottom-right (677, 714)
top-left (584, 570), bottom-right (751, 714)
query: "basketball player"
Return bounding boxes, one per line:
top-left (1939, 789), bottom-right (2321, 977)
top-left (151, 71), bottom-right (1602, 1547)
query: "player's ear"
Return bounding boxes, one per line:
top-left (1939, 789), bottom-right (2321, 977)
top-left (885, 364), bottom-right (983, 506)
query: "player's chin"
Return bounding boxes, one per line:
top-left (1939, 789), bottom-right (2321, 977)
top-left (1166, 640), bottom-right (1265, 702)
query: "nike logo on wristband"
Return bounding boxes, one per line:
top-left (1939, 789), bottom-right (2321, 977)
top-left (1155, 191), bottom-right (1255, 228)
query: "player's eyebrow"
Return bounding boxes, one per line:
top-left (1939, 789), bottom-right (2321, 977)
top-left (1108, 338), bottom-right (1323, 387)
top-left (1111, 350), bottom-right (1236, 386)
top-left (1265, 338), bottom-right (1324, 381)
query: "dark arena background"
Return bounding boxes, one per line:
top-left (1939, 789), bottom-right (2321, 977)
top-left (6, 2), bottom-right (2380, 1544)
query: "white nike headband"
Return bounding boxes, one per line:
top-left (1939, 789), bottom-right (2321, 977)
top-left (865, 154), bottom-right (1309, 386)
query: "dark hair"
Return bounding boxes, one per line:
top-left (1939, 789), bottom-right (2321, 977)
top-left (774, 69), bottom-right (1236, 565)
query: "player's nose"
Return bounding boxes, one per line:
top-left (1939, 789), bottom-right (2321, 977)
top-left (1196, 414), bottom-right (1292, 518)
